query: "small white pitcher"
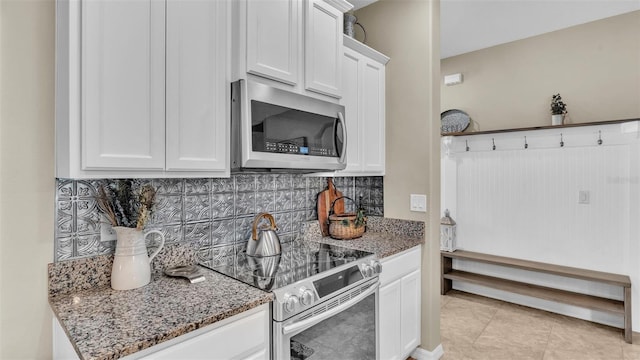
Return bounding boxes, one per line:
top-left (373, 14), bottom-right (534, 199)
top-left (111, 226), bottom-right (165, 290)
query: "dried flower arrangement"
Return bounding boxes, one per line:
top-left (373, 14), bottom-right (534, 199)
top-left (96, 180), bottom-right (157, 230)
top-left (550, 94), bottom-right (568, 115)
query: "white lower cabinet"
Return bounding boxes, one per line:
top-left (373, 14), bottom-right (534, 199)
top-left (53, 304), bottom-right (270, 360)
top-left (400, 269), bottom-right (421, 356)
top-left (379, 278), bottom-right (402, 360)
top-left (379, 246), bottom-right (421, 360)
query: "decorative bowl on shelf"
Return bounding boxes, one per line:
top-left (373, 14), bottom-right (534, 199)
top-left (441, 109), bottom-right (471, 134)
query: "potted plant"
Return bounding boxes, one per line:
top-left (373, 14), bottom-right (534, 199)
top-left (95, 180), bottom-right (165, 290)
top-left (550, 94), bottom-right (567, 126)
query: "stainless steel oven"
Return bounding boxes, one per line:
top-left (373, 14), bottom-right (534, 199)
top-left (230, 79), bottom-right (347, 172)
top-left (274, 278), bottom-right (379, 360)
top-left (200, 241), bottom-right (381, 360)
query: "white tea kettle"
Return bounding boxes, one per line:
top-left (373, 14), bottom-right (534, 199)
top-left (246, 213), bottom-right (281, 257)
top-left (111, 226), bottom-right (165, 290)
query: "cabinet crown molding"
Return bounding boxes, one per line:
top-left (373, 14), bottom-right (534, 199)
top-left (344, 35), bottom-right (390, 64)
top-left (323, 0), bottom-right (354, 13)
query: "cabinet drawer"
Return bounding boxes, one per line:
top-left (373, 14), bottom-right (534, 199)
top-left (380, 246), bottom-right (421, 286)
top-left (140, 309), bottom-right (267, 359)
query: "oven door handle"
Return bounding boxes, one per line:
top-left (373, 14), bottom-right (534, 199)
top-left (282, 281), bottom-right (379, 335)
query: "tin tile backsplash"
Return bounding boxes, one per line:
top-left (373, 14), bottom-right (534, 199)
top-left (55, 175), bottom-right (383, 262)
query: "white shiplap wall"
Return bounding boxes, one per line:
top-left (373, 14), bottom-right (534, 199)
top-left (441, 121), bottom-right (640, 329)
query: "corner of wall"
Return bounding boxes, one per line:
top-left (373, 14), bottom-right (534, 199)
top-left (355, 0), bottom-right (442, 351)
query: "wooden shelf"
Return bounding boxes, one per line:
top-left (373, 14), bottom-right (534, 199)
top-left (441, 118), bottom-right (640, 137)
top-left (441, 250), bottom-right (633, 343)
top-left (442, 250), bottom-right (631, 287)
top-left (444, 270), bottom-right (625, 315)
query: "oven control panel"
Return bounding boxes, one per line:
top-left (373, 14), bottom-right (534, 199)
top-left (281, 288), bottom-right (313, 316)
top-left (361, 260), bottom-right (382, 278)
top-left (284, 261), bottom-right (381, 313)
top-left (282, 286), bottom-right (315, 314)
top-left (299, 286), bottom-right (314, 306)
top-left (273, 258), bottom-right (381, 321)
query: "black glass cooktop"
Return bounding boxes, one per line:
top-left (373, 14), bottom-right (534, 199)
top-left (200, 241), bottom-right (374, 291)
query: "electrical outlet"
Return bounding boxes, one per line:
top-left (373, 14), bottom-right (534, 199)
top-left (100, 216), bottom-right (117, 242)
top-left (578, 190), bottom-right (590, 204)
top-left (410, 194), bottom-right (427, 212)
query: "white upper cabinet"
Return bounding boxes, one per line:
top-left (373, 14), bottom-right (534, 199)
top-left (246, 0), bottom-right (299, 85)
top-left (361, 58), bottom-right (385, 173)
top-left (335, 36), bottom-right (388, 176)
top-left (56, 0), bottom-right (229, 178)
top-left (236, 0), bottom-right (352, 101)
top-left (341, 47), bottom-right (363, 173)
top-left (165, 0), bottom-right (228, 172)
top-left (81, 0), bottom-right (166, 170)
top-left (304, 0), bottom-right (343, 98)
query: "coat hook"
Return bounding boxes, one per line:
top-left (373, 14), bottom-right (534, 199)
top-left (597, 130), bottom-right (603, 145)
top-left (560, 133), bottom-right (564, 147)
top-left (465, 140), bottom-right (470, 152)
top-left (524, 136), bottom-right (528, 149)
top-left (492, 138), bottom-right (496, 151)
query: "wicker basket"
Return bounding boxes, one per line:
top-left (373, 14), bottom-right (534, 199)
top-left (327, 196), bottom-right (366, 240)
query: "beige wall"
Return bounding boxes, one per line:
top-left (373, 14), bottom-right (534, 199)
top-left (441, 10), bottom-right (640, 132)
top-left (356, 0), bottom-right (442, 352)
top-left (0, 0), bottom-right (55, 358)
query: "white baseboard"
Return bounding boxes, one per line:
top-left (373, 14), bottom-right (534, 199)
top-left (411, 344), bottom-right (444, 360)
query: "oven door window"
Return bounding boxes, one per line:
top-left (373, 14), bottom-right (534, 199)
top-left (289, 292), bottom-right (376, 360)
top-left (250, 100), bottom-right (343, 158)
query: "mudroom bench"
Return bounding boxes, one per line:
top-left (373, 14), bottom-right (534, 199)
top-left (441, 250), bottom-right (633, 343)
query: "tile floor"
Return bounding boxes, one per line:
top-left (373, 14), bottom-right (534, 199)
top-left (440, 290), bottom-right (640, 360)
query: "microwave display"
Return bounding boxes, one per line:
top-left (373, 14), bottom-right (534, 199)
top-left (250, 100), bottom-right (344, 158)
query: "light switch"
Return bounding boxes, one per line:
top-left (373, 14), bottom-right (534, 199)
top-left (578, 190), bottom-right (590, 204)
top-left (410, 194), bottom-right (427, 212)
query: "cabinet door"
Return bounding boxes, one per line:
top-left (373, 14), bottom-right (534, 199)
top-left (246, 0), bottom-right (299, 85)
top-left (401, 269), bottom-right (421, 357)
top-left (304, 0), bottom-right (343, 98)
top-left (361, 58), bottom-right (385, 173)
top-left (341, 47), bottom-right (363, 173)
top-left (165, 0), bottom-right (228, 171)
top-left (53, 318), bottom-right (80, 360)
top-left (379, 280), bottom-right (402, 360)
top-left (82, 0), bottom-right (165, 170)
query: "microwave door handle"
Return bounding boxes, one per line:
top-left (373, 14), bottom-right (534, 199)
top-left (281, 281), bottom-right (379, 335)
top-left (337, 111), bottom-right (347, 164)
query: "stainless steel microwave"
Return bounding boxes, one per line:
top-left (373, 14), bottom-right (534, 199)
top-left (230, 80), bottom-right (347, 172)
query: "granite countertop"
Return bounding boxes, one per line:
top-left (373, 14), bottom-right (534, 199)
top-left (49, 263), bottom-right (272, 360)
top-left (303, 216), bottom-right (425, 258)
top-left (48, 217), bottom-right (423, 360)
top-left (314, 231), bottom-right (423, 258)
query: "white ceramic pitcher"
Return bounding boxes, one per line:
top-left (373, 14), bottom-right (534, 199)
top-left (111, 227), bottom-right (165, 290)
